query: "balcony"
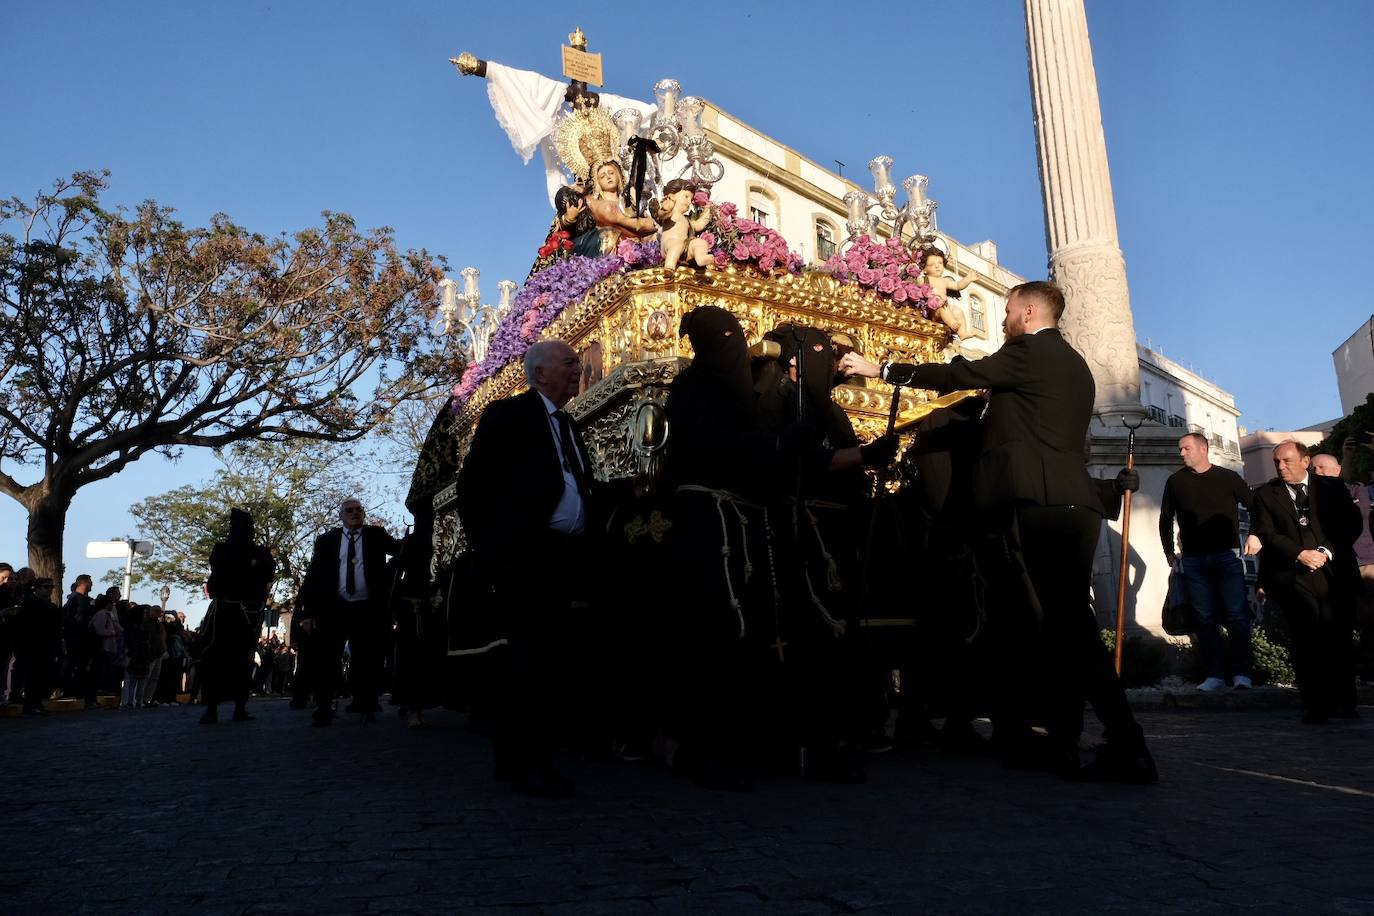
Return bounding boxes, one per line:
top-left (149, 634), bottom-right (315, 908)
top-left (1147, 405), bottom-right (1166, 424)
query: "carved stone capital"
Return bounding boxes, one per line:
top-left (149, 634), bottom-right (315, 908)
top-left (1050, 244), bottom-right (1145, 419)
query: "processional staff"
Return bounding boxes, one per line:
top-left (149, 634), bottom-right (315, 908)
top-left (1113, 417), bottom-right (1144, 675)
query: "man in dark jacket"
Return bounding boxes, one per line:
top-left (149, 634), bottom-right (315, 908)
top-left (1251, 440), bottom-right (1362, 723)
top-left (842, 280), bottom-right (1154, 784)
top-left (16, 577), bottom-right (62, 715)
top-left (298, 498), bottom-right (400, 725)
top-left (60, 574), bottom-right (94, 698)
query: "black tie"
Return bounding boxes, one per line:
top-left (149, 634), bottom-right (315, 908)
top-left (553, 410), bottom-right (593, 500)
top-left (1295, 483), bottom-right (1309, 516)
top-left (345, 531), bottom-right (357, 595)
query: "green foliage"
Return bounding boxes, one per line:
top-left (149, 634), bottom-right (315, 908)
top-left (110, 439), bottom-right (398, 604)
top-left (1317, 392), bottom-right (1374, 482)
top-left (1250, 628), bottom-right (1294, 686)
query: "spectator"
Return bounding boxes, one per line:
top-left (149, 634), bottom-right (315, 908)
top-left (122, 604), bottom-right (150, 709)
top-left (86, 590), bottom-right (122, 709)
top-left (0, 562), bottom-right (16, 706)
top-left (15, 577), bottom-right (62, 715)
top-left (1159, 433), bottom-right (1257, 692)
top-left (60, 574), bottom-right (94, 699)
top-left (142, 606), bottom-right (168, 707)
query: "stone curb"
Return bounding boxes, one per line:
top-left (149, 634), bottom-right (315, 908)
top-left (1126, 682), bottom-right (1374, 709)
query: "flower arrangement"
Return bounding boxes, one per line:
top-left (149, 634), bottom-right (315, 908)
top-left (702, 200), bottom-right (804, 274)
top-left (615, 236), bottom-right (663, 268)
top-left (822, 235), bottom-right (940, 318)
top-left (451, 251), bottom-right (625, 405)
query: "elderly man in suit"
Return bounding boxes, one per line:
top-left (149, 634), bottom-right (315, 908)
top-left (457, 338), bottom-right (599, 799)
top-left (842, 280), bottom-right (1153, 784)
top-left (1251, 440), bottom-right (1362, 723)
top-left (298, 498), bottom-right (401, 725)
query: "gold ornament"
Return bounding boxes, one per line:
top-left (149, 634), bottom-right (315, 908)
top-left (556, 103), bottom-right (619, 181)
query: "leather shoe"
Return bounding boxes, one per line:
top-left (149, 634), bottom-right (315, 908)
top-left (1071, 744), bottom-right (1158, 785)
top-left (513, 770), bottom-right (576, 799)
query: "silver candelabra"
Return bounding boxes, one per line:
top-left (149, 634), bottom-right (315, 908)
top-left (841, 157), bottom-right (939, 251)
top-left (437, 268), bottom-right (517, 365)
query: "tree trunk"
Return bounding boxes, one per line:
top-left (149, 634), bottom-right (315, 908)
top-left (25, 486), bottom-right (73, 583)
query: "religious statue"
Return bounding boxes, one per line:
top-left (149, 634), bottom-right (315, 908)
top-left (554, 89), bottom-right (657, 257)
top-left (651, 179), bottom-right (714, 270)
top-left (919, 249), bottom-right (975, 337)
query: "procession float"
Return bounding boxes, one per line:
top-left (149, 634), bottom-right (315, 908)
top-left (406, 30), bottom-right (980, 652)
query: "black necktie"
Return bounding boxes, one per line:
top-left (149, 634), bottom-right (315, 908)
top-left (1295, 483), bottom-right (1309, 515)
top-left (553, 410), bottom-right (592, 500)
top-left (345, 532), bottom-right (357, 595)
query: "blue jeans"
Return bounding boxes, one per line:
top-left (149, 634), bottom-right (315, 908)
top-left (1181, 550), bottom-right (1251, 679)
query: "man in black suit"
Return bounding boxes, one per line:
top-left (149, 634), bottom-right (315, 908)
top-left (298, 498), bottom-right (401, 725)
top-left (1250, 440), bottom-right (1362, 723)
top-left (842, 280), bottom-right (1154, 783)
top-left (457, 338), bottom-right (599, 798)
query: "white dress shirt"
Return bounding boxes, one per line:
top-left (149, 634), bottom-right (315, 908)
top-left (538, 391), bottom-right (587, 535)
top-left (338, 527), bottom-right (369, 601)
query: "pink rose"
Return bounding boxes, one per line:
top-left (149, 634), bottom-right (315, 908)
top-left (717, 216), bottom-right (735, 231)
top-left (693, 190), bottom-right (711, 207)
top-left (748, 239), bottom-right (765, 258)
top-left (732, 242), bottom-right (751, 260)
top-left (891, 286), bottom-right (908, 303)
top-left (700, 230), bottom-right (716, 248)
top-left (856, 268), bottom-right (878, 286)
top-left (876, 275), bottom-right (897, 294)
top-left (885, 237), bottom-right (903, 250)
top-left (718, 202), bottom-right (737, 218)
top-left (714, 250), bottom-right (731, 269)
top-left (758, 256), bottom-right (775, 271)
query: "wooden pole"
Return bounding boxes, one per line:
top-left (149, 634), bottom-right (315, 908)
top-left (1113, 419), bottom-right (1143, 674)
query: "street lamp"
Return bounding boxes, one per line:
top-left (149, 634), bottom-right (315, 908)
top-left (85, 538), bottom-right (154, 600)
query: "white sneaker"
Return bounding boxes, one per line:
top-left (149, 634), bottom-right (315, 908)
top-left (1232, 675), bottom-right (1253, 690)
top-left (1197, 677), bottom-right (1226, 693)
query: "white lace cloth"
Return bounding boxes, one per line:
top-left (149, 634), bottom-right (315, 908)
top-left (483, 62), bottom-right (658, 205)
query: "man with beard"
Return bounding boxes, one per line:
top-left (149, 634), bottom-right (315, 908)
top-left (201, 509), bottom-right (275, 724)
top-left (753, 323), bottom-right (898, 781)
top-left (841, 281), bottom-right (1153, 784)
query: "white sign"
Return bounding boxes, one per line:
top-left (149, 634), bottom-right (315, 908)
top-left (86, 540), bottom-right (131, 559)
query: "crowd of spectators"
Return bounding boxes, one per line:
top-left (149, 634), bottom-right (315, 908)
top-left (0, 563), bottom-right (298, 714)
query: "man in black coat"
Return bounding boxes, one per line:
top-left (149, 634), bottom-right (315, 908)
top-left (298, 498), bottom-right (401, 725)
top-left (456, 338), bottom-right (599, 798)
top-left (842, 280), bottom-right (1154, 783)
top-left (1250, 439), bottom-right (1362, 722)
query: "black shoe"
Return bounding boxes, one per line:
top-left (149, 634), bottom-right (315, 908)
top-left (199, 709), bottom-right (219, 725)
top-left (1301, 708), bottom-right (1329, 725)
top-left (1071, 744), bottom-right (1158, 785)
top-left (512, 770), bottom-right (576, 799)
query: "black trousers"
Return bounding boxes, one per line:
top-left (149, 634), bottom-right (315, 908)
top-left (489, 531), bottom-right (593, 777)
top-left (989, 504), bottom-right (1144, 751)
top-left (312, 598), bottom-right (387, 713)
top-left (1278, 582), bottom-right (1357, 715)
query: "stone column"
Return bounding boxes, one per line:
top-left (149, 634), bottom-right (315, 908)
top-left (1025, 0), bottom-right (1145, 421)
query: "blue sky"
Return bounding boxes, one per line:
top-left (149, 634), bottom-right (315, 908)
top-left (3, 0), bottom-right (1372, 606)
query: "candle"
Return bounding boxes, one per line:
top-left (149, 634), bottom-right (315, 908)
top-left (653, 79), bottom-right (681, 123)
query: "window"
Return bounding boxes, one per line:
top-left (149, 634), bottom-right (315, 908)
top-left (747, 186), bottom-right (776, 229)
top-left (969, 294), bottom-right (986, 332)
top-left (815, 220), bottom-right (836, 261)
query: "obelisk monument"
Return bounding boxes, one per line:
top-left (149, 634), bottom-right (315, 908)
top-left (1025, 0), bottom-right (1176, 635)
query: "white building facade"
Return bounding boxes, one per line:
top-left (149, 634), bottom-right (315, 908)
top-left (1332, 317), bottom-right (1374, 416)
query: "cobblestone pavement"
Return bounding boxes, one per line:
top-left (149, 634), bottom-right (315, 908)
top-left (3, 698), bottom-right (1373, 915)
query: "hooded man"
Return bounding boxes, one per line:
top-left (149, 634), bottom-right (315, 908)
top-left (201, 508), bottom-right (275, 724)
